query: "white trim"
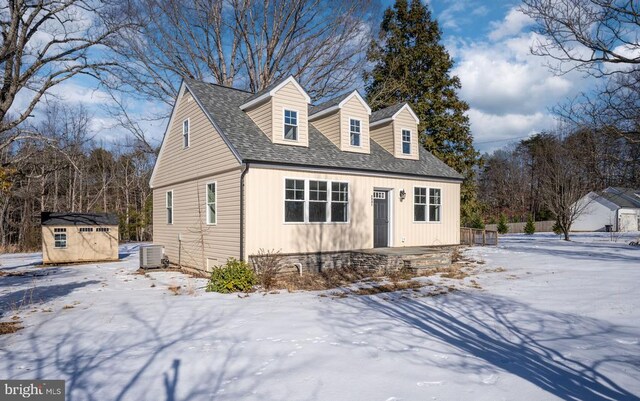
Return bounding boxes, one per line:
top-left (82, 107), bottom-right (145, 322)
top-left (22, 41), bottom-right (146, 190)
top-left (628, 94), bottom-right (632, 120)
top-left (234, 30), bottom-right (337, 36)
top-left (205, 181), bottom-right (217, 225)
top-left (283, 177), bottom-right (351, 225)
top-left (283, 108), bottom-right (300, 141)
top-left (166, 190), bottom-right (174, 225)
top-left (370, 103), bottom-right (420, 128)
top-left (250, 162), bottom-right (463, 184)
top-left (401, 128), bottom-right (412, 154)
top-left (348, 117), bottom-right (362, 147)
top-left (182, 118), bottom-right (190, 148)
top-left (308, 90), bottom-right (372, 120)
top-left (240, 76), bottom-right (311, 110)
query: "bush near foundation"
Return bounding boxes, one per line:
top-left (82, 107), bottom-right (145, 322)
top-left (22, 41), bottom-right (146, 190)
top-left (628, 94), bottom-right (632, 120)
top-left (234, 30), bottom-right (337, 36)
top-left (206, 258), bottom-right (256, 293)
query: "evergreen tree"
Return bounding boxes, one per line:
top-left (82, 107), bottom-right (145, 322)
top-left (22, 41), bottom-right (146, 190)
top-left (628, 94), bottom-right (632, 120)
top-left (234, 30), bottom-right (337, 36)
top-left (497, 213), bottom-right (509, 234)
top-left (524, 214), bottom-right (536, 235)
top-left (364, 0), bottom-right (480, 225)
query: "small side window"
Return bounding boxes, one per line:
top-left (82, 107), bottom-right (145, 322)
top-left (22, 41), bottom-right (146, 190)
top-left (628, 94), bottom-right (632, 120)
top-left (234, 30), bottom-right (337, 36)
top-left (183, 119), bottom-right (190, 148)
top-left (350, 119), bottom-right (361, 147)
top-left (79, 227), bottom-right (94, 233)
top-left (54, 228), bottom-right (67, 248)
top-left (166, 191), bottom-right (173, 224)
top-left (402, 129), bottom-right (411, 154)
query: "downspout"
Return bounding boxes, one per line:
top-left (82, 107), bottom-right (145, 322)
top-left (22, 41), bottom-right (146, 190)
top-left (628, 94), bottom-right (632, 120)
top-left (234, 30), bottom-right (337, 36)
top-left (240, 163), bottom-right (249, 262)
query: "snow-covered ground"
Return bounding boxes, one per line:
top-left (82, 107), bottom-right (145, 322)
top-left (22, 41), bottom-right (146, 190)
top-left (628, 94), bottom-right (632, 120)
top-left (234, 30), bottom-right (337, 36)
top-left (1, 233), bottom-right (640, 401)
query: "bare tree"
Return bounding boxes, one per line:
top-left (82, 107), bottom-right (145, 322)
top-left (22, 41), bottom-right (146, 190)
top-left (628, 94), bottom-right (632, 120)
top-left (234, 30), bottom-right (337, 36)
top-left (104, 0), bottom-right (376, 106)
top-left (0, 0), bottom-right (127, 151)
top-left (521, 0), bottom-right (640, 76)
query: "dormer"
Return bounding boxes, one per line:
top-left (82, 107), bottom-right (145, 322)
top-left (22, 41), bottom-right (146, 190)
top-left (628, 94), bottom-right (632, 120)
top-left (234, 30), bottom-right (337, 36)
top-left (241, 76), bottom-right (311, 147)
top-left (309, 91), bottom-right (372, 154)
top-left (369, 103), bottom-right (420, 160)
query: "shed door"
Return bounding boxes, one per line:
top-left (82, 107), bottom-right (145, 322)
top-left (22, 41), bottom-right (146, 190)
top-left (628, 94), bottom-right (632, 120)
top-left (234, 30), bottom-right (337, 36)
top-left (619, 214), bottom-right (636, 232)
top-left (373, 190), bottom-right (389, 248)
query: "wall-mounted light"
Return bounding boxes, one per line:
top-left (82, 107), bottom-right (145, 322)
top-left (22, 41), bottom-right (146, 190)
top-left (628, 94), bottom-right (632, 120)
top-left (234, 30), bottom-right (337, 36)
top-left (399, 189), bottom-right (406, 201)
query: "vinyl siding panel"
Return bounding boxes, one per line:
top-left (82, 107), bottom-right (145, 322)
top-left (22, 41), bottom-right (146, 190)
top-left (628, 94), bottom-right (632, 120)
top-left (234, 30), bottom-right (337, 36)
top-left (244, 166), bottom-right (460, 255)
top-left (370, 122), bottom-right (394, 155)
top-left (310, 110), bottom-right (340, 147)
top-left (271, 81), bottom-right (309, 147)
top-left (340, 96), bottom-right (370, 154)
top-left (393, 108), bottom-right (419, 160)
top-left (152, 90), bottom-right (240, 188)
top-left (153, 168), bottom-right (241, 271)
top-left (246, 99), bottom-right (273, 140)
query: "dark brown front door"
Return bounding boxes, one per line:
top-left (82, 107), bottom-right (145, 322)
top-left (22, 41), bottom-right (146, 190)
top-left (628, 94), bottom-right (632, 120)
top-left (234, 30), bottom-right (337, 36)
top-left (373, 190), bottom-right (389, 248)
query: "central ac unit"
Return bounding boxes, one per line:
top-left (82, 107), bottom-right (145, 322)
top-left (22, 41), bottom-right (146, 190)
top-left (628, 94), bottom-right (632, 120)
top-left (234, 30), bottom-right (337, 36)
top-left (140, 245), bottom-right (164, 269)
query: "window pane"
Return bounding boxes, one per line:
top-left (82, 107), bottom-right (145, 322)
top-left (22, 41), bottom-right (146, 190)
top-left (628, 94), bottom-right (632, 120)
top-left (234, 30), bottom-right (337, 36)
top-left (208, 204), bottom-right (216, 224)
top-left (284, 124), bottom-right (298, 140)
top-left (402, 130), bottom-right (410, 154)
top-left (309, 202), bottom-right (327, 222)
top-left (285, 110), bottom-right (297, 125)
top-left (414, 187), bottom-right (426, 204)
top-left (309, 181), bottom-right (327, 201)
top-left (403, 142), bottom-right (410, 154)
top-left (331, 182), bottom-right (348, 202)
top-left (429, 205), bottom-right (441, 222)
top-left (285, 180), bottom-right (304, 200)
top-left (167, 208), bottom-right (172, 224)
top-left (285, 201), bottom-right (304, 222)
top-left (430, 188), bottom-right (441, 205)
top-left (207, 184), bottom-right (216, 203)
top-left (331, 202), bottom-right (347, 222)
top-left (166, 191), bottom-right (172, 207)
top-left (415, 205), bottom-right (426, 221)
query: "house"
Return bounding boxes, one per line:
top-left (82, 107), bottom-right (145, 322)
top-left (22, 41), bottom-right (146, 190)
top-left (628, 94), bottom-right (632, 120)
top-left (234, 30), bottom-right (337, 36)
top-left (41, 212), bottom-right (119, 264)
top-left (149, 76), bottom-right (463, 272)
top-left (572, 187), bottom-right (640, 232)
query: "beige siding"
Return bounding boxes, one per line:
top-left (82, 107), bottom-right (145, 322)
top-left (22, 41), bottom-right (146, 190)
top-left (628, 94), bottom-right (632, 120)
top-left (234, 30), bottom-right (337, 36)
top-left (42, 226), bottom-right (118, 264)
top-left (153, 168), bottom-right (241, 271)
top-left (393, 108), bottom-right (419, 160)
top-left (246, 99), bottom-right (272, 140)
top-left (339, 96), bottom-right (370, 154)
top-left (310, 110), bottom-right (340, 147)
top-left (271, 81), bottom-right (309, 147)
top-left (244, 166), bottom-right (460, 255)
top-left (152, 90), bottom-right (240, 188)
top-left (370, 121), bottom-right (395, 155)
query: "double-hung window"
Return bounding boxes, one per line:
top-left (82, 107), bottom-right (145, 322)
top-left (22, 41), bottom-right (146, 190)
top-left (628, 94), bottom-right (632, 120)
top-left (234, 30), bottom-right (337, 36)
top-left (206, 182), bottom-right (216, 225)
top-left (166, 191), bottom-right (173, 224)
top-left (331, 182), bottom-right (349, 222)
top-left (414, 187), bottom-right (442, 222)
top-left (350, 119), bottom-right (361, 147)
top-left (402, 129), bottom-right (411, 154)
top-left (54, 228), bottom-right (67, 248)
top-left (429, 188), bottom-right (441, 222)
top-left (284, 109), bottom-right (298, 140)
top-left (183, 119), bottom-right (190, 148)
top-left (285, 179), bottom-right (349, 223)
top-left (285, 179), bottom-right (305, 222)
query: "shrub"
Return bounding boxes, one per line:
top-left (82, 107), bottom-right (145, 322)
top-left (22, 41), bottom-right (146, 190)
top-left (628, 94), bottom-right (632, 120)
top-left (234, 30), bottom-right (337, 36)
top-left (468, 213), bottom-right (485, 229)
top-left (552, 219), bottom-right (562, 235)
top-left (497, 213), bottom-right (509, 234)
top-left (206, 258), bottom-right (256, 293)
top-left (524, 214), bottom-right (536, 235)
top-left (250, 249), bottom-right (284, 290)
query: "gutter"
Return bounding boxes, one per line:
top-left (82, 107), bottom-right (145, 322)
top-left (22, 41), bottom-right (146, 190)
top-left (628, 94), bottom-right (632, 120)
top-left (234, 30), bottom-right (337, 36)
top-left (239, 162), bottom-right (250, 261)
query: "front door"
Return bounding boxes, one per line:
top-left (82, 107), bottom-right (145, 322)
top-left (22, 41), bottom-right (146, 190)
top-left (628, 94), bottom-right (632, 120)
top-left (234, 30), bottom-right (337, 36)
top-left (373, 190), bottom-right (389, 248)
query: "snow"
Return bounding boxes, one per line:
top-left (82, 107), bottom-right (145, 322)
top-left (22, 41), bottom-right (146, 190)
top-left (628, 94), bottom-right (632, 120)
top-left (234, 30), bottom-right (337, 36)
top-left (1, 233), bottom-right (640, 401)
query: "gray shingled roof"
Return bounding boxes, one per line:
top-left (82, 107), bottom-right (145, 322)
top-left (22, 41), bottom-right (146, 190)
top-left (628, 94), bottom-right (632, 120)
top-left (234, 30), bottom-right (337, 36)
top-left (41, 212), bottom-right (119, 226)
top-left (371, 103), bottom-right (407, 123)
top-left (599, 187), bottom-right (640, 208)
top-left (183, 78), bottom-right (463, 180)
top-left (240, 76), bottom-right (289, 106)
top-left (309, 91), bottom-right (353, 116)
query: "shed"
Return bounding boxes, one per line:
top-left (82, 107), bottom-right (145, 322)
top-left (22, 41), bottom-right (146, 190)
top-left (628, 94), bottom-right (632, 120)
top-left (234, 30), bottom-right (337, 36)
top-left (41, 212), bottom-right (119, 264)
top-left (572, 187), bottom-right (640, 232)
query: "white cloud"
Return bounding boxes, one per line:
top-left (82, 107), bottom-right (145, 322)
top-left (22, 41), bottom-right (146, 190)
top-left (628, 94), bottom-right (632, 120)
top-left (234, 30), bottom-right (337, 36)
top-left (489, 8), bottom-right (532, 41)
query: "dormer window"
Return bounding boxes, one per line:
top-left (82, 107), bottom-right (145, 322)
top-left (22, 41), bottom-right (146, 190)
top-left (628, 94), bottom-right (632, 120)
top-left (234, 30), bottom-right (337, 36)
top-left (182, 119), bottom-right (190, 148)
top-left (402, 129), bottom-right (411, 154)
top-left (284, 109), bottom-right (298, 140)
top-left (350, 119), bottom-right (361, 147)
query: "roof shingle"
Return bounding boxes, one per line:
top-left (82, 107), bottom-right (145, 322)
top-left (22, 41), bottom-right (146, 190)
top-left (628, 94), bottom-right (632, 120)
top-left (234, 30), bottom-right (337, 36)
top-left (41, 212), bottom-right (119, 226)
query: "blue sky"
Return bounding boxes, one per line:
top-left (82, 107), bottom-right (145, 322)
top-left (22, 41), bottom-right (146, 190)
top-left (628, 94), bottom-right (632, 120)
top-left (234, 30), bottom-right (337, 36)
top-left (22, 0), bottom-right (592, 153)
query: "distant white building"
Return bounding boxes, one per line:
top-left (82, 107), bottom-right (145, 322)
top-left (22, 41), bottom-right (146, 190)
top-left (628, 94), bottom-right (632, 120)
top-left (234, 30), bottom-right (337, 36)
top-left (573, 187), bottom-right (640, 232)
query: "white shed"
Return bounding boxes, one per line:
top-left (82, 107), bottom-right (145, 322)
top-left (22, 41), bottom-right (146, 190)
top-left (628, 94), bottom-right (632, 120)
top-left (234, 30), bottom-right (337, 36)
top-left (573, 187), bottom-right (640, 232)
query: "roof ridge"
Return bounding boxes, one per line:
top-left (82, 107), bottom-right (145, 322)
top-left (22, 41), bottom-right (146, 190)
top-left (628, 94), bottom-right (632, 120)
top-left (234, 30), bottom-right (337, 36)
top-left (184, 77), bottom-right (253, 94)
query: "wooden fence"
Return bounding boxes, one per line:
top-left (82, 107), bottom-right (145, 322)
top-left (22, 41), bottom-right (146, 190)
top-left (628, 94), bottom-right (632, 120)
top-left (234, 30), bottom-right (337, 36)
top-left (460, 228), bottom-right (498, 246)
top-left (485, 220), bottom-right (555, 233)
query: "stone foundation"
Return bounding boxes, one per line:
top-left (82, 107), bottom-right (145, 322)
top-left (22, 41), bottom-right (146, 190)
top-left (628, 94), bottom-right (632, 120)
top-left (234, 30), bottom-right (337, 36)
top-left (249, 247), bottom-right (456, 275)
